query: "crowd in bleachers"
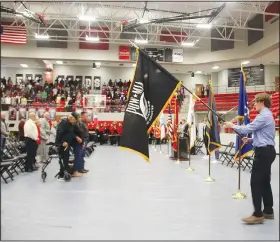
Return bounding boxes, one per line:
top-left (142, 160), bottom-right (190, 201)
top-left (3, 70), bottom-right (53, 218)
top-left (1, 76), bottom-right (185, 114)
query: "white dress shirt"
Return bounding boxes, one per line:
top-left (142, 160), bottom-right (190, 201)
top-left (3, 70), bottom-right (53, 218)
top-left (24, 119), bottom-right (38, 141)
top-left (5, 97), bottom-right (11, 104)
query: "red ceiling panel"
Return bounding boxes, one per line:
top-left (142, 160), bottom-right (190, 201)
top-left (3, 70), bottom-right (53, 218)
top-left (160, 31), bottom-right (187, 43)
top-left (79, 26), bottom-right (109, 50)
top-left (265, 1), bottom-right (280, 22)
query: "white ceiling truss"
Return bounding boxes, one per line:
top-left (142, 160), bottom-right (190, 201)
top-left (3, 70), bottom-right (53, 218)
top-left (1, 1), bottom-right (279, 48)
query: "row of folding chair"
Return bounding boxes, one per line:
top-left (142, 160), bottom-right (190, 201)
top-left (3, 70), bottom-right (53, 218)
top-left (84, 142), bottom-right (96, 157)
top-left (1, 138), bottom-right (27, 183)
top-left (219, 142), bottom-right (254, 172)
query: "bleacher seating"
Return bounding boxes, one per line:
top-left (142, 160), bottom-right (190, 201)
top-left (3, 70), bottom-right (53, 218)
top-left (225, 91), bottom-right (279, 133)
top-left (195, 91), bottom-right (275, 112)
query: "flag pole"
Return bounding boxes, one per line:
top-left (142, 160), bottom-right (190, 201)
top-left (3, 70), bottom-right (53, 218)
top-left (186, 138), bottom-right (194, 172)
top-left (154, 138), bottom-right (157, 151)
top-left (159, 140), bottom-right (163, 154)
top-left (204, 153), bottom-right (215, 182)
top-left (166, 139), bottom-right (169, 157)
top-left (175, 131), bottom-right (181, 164)
top-left (232, 64), bottom-right (247, 199)
top-left (232, 135), bottom-right (247, 199)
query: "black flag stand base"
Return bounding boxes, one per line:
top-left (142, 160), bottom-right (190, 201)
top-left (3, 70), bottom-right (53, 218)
top-left (186, 148), bottom-right (194, 172)
top-left (232, 136), bottom-right (247, 199)
top-left (204, 154), bottom-right (215, 182)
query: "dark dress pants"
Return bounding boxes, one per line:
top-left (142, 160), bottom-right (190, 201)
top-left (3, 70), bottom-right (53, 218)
top-left (25, 138), bottom-right (37, 170)
top-left (251, 146), bottom-right (276, 217)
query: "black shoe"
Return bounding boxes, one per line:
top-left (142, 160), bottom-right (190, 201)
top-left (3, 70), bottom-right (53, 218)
top-left (25, 168), bottom-right (34, 172)
top-left (32, 165), bottom-right (39, 171)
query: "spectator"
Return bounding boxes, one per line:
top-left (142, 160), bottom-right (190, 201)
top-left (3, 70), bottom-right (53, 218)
top-left (1, 112), bottom-right (9, 152)
top-left (201, 85), bottom-right (205, 98)
top-left (24, 112), bottom-right (38, 172)
top-left (72, 114), bottom-right (84, 177)
top-left (79, 112), bottom-right (89, 173)
top-left (206, 84), bottom-right (210, 97)
top-left (38, 112), bottom-right (51, 163)
top-left (35, 118), bottom-right (42, 168)
top-left (18, 118), bottom-right (25, 141)
top-left (42, 90), bottom-right (47, 102)
top-left (48, 121), bottom-right (57, 144)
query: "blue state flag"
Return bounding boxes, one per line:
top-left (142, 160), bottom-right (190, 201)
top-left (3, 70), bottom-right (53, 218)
top-left (234, 71), bottom-right (253, 160)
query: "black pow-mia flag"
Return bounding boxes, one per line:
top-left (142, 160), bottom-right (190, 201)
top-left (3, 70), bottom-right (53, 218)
top-left (120, 48), bottom-right (181, 162)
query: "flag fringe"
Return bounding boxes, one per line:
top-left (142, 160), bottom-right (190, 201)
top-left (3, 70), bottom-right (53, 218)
top-left (147, 81), bottom-right (182, 133)
top-left (120, 146), bottom-right (150, 163)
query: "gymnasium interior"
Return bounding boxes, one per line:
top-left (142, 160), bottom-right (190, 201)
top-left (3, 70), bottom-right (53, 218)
top-left (0, 1), bottom-right (279, 240)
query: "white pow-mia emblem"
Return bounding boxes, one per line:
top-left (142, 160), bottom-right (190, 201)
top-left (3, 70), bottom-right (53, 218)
top-left (139, 93), bottom-right (153, 124)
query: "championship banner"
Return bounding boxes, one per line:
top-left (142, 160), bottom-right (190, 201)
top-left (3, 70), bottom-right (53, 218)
top-left (93, 76), bottom-right (101, 90)
top-left (119, 46), bottom-right (130, 60)
top-left (172, 49), bottom-right (183, 63)
top-left (8, 107), bottom-right (17, 120)
top-left (120, 48), bottom-right (181, 162)
top-left (85, 76), bottom-right (92, 90)
top-left (18, 107), bottom-right (27, 120)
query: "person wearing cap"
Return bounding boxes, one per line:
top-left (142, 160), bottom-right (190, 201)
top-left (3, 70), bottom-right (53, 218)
top-left (224, 93), bottom-right (276, 224)
top-left (55, 112), bottom-right (82, 181)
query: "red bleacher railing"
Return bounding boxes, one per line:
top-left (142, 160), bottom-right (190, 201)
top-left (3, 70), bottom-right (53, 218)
top-left (211, 83), bottom-right (275, 95)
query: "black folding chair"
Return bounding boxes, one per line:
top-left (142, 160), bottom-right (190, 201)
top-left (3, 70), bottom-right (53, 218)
top-left (242, 151), bottom-right (255, 172)
top-left (1, 159), bottom-right (15, 183)
top-left (220, 142), bottom-right (235, 165)
top-left (195, 139), bottom-right (205, 155)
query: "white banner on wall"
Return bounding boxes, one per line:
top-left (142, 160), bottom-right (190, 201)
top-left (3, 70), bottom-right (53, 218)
top-left (172, 49), bottom-right (183, 63)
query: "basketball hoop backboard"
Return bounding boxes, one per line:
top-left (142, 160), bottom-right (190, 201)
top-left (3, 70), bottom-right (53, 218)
top-left (83, 94), bottom-right (106, 109)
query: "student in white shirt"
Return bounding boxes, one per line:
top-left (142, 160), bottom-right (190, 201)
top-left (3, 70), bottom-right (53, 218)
top-left (24, 112), bottom-right (38, 172)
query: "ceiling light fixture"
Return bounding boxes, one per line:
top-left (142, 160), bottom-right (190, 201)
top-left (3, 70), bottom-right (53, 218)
top-left (132, 63), bottom-right (136, 67)
top-left (20, 64), bottom-right (28, 68)
top-left (56, 61), bottom-right (63, 64)
top-left (260, 64), bottom-right (264, 71)
top-left (86, 35), bottom-right (100, 42)
top-left (139, 19), bottom-right (149, 24)
top-left (135, 38), bottom-right (148, 44)
top-left (195, 71), bottom-right (202, 74)
top-left (212, 66), bottom-right (219, 70)
top-left (35, 33), bottom-right (50, 39)
top-left (241, 61), bottom-right (250, 65)
top-left (196, 23), bottom-right (212, 29)
top-left (78, 15), bottom-right (96, 21)
top-left (181, 42), bottom-right (195, 47)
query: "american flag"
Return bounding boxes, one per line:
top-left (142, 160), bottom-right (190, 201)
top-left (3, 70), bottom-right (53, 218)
top-left (0, 25), bottom-right (27, 44)
top-left (166, 104), bottom-right (173, 139)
